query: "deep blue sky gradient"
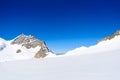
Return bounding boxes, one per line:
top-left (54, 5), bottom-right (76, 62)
top-left (0, 0), bottom-right (120, 53)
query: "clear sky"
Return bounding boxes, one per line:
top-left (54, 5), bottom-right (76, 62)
top-left (0, 0), bottom-right (120, 53)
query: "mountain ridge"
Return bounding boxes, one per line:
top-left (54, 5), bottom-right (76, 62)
top-left (98, 30), bottom-right (120, 43)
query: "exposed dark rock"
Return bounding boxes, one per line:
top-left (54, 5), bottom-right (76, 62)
top-left (16, 49), bottom-right (21, 53)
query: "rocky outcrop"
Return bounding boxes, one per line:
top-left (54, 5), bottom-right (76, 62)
top-left (11, 34), bottom-right (46, 49)
top-left (98, 30), bottom-right (120, 43)
top-left (11, 34), bottom-right (50, 58)
top-left (34, 49), bottom-right (48, 58)
top-left (16, 49), bottom-right (21, 53)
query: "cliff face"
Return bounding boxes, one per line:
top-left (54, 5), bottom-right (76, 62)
top-left (11, 34), bottom-right (50, 58)
top-left (98, 30), bottom-right (120, 43)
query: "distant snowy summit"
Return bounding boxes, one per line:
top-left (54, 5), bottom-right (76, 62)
top-left (0, 34), bottom-right (56, 62)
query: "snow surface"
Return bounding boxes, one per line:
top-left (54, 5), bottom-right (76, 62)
top-left (0, 35), bottom-right (120, 80)
top-left (0, 49), bottom-right (120, 80)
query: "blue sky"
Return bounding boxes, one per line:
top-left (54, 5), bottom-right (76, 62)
top-left (0, 0), bottom-right (120, 53)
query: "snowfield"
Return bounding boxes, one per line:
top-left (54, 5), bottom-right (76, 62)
top-left (0, 50), bottom-right (120, 80)
top-left (0, 35), bottom-right (120, 80)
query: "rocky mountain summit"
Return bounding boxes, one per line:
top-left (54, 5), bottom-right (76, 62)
top-left (98, 30), bottom-right (120, 43)
top-left (11, 34), bottom-right (50, 58)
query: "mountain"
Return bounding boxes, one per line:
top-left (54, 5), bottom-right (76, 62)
top-left (65, 30), bottom-right (120, 56)
top-left (0, 34), bottom-right (56, 62)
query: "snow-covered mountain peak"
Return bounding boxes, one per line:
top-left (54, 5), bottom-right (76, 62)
top-left (0, 34), bottom-right (56, 62)
top-left (11, 34), bottom-right (46, 49)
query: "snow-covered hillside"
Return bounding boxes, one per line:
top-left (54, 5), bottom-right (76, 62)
top-left (65, 35), bottom-right (120, 56)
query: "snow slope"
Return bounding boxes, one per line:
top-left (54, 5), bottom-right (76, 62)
top-left (0, 49), bottom-right (120, 80)
top-left (65, 35), bottom-right (120, 56)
